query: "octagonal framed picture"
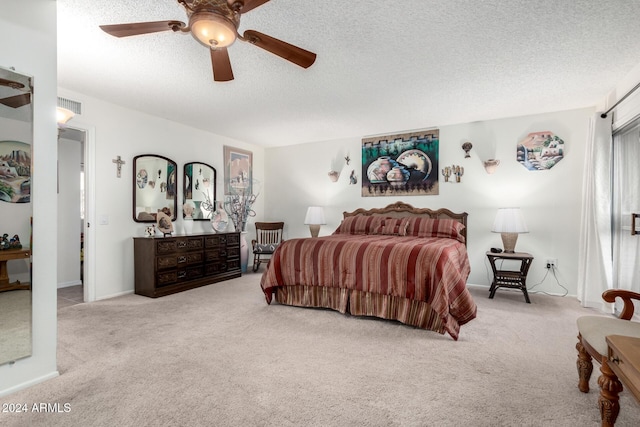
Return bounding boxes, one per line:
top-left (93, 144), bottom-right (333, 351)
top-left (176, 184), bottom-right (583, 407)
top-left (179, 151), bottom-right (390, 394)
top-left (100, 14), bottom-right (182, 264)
top-left (517, 131), bottom-right (564, 171)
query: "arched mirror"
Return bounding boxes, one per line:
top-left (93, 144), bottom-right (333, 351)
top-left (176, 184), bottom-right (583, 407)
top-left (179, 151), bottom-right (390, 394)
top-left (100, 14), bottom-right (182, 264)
top-left (0, 65), bottom-right (33, 365)
top-left (133, 154), bottom-right (177, 222)
top-left (183, 162), bottom-right (217, 220)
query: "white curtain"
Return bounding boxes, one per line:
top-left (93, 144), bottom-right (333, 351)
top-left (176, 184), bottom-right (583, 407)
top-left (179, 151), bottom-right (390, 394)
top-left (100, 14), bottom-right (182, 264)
top-left (612, 123), bottom-right (640, 294)
top-left (577, 114), bottom-right (613, 311)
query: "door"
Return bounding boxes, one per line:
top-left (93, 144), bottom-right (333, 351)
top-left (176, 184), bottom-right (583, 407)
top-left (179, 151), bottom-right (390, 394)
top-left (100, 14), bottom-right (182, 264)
top-left (612, 120), bottom-right (640, 294)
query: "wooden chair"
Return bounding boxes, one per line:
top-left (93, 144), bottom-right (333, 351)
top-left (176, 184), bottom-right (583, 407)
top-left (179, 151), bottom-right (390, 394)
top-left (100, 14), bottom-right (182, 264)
top-left (251, 222), bottom-right (284, 272)
top-left (576, 289), bottom-right (640, 425)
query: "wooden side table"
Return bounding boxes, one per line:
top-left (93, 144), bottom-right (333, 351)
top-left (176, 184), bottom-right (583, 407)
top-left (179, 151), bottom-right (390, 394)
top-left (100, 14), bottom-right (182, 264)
top-left (0, 248), bottom-right (31, 292)
top-left (486, 251), bottom-right (534, 303)
top-left (598, 335), bottom-right (640, 426)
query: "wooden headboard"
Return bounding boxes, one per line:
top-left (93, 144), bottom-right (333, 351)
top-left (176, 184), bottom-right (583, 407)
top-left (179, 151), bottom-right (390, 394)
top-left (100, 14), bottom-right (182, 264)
top-left (343, 201), bottom-right (468, 246)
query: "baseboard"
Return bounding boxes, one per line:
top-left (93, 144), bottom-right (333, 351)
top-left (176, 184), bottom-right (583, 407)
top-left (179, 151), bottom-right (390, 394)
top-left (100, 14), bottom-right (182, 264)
top-left (95, 289), bottom-right (134, 301)
top-left (0, 370), bottom-right (59, 397)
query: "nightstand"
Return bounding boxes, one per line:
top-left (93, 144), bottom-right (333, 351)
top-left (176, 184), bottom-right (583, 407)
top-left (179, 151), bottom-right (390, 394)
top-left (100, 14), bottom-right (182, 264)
top-left (486, 251), bottom-right (534, 303)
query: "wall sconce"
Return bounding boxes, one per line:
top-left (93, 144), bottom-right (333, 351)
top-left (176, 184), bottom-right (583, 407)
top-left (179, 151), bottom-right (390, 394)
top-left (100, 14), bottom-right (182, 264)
top-left (328, 171), bottom-right (340, 182)
top-left (304, 206), bottom-right (326, 237)
top-left (491, 207), bottom-right (528, 253)
top-left (56, 106), bottom-right (75, 127)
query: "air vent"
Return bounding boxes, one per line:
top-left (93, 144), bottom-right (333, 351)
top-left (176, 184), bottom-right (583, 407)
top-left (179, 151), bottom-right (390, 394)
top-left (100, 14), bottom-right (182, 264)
top-left (57, 97), bottom-right (82, 115)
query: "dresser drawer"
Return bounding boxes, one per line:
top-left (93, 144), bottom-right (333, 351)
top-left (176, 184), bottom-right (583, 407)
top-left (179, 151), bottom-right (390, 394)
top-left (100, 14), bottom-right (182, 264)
top-left (205, 248), bottom-right (227, 262)
top-left (157, 252), bottom-right (203, 270)
top-left (157, 270), bottom-right (177, 287)
top-left (226, 246), bottom-right (240, 259)
top-left (205, 262), bottom-right (227, 276)
top-left (205, 234), bottom-right (228, 248)
top-left (156, 237), bottom-right (203, 254)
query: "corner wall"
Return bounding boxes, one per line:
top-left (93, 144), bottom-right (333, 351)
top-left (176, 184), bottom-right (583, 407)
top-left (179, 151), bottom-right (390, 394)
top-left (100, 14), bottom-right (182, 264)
top-left (265, 107), bottom-right (594, 297)
top-left (56, 89), bottom-right (265, 301)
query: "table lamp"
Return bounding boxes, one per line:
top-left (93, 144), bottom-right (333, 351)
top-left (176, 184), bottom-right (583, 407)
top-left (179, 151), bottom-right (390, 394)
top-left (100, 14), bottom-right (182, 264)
top-left (491, 207), bottom-right (528, 253)
top-left (304, 206), bottom-right (326, 238)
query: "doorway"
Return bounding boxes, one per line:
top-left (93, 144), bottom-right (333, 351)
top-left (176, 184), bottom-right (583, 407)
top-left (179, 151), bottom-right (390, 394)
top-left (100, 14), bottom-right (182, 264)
top-left (57, 124), bottom-right (95, 305)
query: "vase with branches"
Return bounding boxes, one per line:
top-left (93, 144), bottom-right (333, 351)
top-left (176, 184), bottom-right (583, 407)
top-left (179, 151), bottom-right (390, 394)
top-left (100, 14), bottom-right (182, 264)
top-left (223, 181), bottom-right (259, 232)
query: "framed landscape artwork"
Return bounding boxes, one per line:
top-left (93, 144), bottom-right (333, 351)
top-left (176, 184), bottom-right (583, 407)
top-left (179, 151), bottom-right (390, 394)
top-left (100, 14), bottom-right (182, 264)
top-left (0, 140), bottom-right (31, 203)
top-left (223, 146), bottom-right (252, 195)
top-left (517, 131), bottom-right (565, 171)
top-left (361, 129), bottom-right (439, 197)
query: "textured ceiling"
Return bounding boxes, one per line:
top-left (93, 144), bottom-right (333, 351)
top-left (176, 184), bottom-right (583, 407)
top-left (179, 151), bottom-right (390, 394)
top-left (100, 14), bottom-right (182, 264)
top-left (57, 0), bottom-right (640, 147)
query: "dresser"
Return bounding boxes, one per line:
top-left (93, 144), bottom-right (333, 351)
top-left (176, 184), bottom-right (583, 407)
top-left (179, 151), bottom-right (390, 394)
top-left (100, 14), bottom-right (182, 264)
top-left (133, 232), bottom-right (241, 298)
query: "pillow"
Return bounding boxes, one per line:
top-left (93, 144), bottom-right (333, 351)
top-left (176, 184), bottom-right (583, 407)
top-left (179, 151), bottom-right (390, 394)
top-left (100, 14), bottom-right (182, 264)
top-left (380, 217), bottom-right (409, 236)
top-left (333, 215), bottom-right (386, 235)
top-left (254, 243), bottom-right (279, 253)
top-left (403, 217), bottom-right (466, 242)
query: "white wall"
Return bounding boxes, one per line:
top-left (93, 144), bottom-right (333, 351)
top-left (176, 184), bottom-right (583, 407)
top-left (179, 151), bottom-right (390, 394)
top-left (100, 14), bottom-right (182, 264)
top-left (56, 89), bottom-right (265, 301)
top-left (0, 0), bottom-right (59, 396)
top-left (57, 137), bottom-right (82, 287)
top-left (265, 107), bottom-right (593, 297)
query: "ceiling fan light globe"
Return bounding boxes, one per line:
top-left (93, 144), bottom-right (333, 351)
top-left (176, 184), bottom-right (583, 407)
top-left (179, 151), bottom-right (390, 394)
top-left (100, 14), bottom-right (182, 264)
top-left (189, 12), bottom-right (237, 48)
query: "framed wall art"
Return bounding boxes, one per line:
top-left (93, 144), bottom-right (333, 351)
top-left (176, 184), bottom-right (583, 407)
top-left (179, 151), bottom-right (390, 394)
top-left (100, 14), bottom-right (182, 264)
top-left (223, 146), bottom-right (252, 195)
top-left (0, 140), bottom-right (31, 203)
top-left (517, 131), bottom-right (565, 171)
top-left (361, 129), bottom-right (439, 197)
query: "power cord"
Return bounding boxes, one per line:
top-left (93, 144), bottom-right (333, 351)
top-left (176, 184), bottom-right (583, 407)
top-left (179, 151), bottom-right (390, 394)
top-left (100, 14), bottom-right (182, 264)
top-left (528, 264), bottom-right (568, 297)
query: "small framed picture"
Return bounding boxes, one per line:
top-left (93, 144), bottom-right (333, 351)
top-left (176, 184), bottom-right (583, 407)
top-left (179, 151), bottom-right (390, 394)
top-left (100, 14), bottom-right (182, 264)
top-left (223, 146), bottom-right (252, 195)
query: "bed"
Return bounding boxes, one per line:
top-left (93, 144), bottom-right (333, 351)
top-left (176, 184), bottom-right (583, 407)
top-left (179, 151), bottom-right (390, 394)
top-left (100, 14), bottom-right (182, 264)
top-left (260, 202), bottom-right (477, 340)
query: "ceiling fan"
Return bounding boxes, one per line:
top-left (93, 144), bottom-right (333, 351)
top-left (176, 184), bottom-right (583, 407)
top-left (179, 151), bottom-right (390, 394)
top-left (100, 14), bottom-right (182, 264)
top-left (100, 0), bottom-right (317, 82)
top-left (0, 78), bottom-right (31, 109)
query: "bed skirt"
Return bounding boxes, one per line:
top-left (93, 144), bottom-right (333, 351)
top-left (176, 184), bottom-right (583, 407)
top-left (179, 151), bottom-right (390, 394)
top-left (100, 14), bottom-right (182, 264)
top-left (274, 285), bottom-right (448, 337)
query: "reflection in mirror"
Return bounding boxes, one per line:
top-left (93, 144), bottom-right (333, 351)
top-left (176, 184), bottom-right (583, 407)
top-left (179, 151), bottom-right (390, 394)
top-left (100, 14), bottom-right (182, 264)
top-left (133, 154), bottom-right (177, 223)
top-left (183, 162), bottom-right (217, 220)
top-left (0, 65), bottom-right (33, 365)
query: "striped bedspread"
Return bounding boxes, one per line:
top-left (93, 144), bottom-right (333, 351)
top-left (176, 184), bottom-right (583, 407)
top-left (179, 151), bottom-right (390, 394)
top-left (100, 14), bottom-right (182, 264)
top-left (260, 234), bottom-right (477, 340)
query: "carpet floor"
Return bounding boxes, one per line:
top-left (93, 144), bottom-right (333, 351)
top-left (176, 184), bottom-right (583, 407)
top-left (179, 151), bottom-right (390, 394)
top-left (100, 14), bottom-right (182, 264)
top-left (1, 274), bottom-right (639, 426)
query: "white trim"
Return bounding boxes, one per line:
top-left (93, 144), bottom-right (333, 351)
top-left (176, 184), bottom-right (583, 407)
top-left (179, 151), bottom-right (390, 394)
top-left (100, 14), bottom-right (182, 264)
top-left (95, 290), bottom-right (134, 301)
top-left (0, 371), bottom-right (59, 398)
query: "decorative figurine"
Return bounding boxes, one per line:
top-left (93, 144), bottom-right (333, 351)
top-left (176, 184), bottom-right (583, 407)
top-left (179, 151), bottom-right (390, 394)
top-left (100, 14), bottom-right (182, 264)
top-left (0, 233), bottom-right (9, 250)
top-left (442, 166), bottom-right (451, 182)
top-left (9, 234), bottom-right (22, 249)
top-left (349, 170), bottom-right (357, 185)
top-left (462, 141), bottom-right (473, 158)
top-left (453, 165), bottom-right (464, 182)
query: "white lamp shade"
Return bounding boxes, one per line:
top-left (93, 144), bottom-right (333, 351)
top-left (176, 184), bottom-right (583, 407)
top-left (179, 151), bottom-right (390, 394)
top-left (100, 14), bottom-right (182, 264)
top-left (491, 208), bottom-right (529, 234)
top-left (304, 206), bottom-right (326, 225)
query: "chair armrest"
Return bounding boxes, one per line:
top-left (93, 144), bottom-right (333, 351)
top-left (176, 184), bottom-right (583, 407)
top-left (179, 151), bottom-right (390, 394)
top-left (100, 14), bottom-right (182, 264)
top-left (602, 289), bottom-right (640, 320)
top-left (251, 239), bottom-right (257, 249)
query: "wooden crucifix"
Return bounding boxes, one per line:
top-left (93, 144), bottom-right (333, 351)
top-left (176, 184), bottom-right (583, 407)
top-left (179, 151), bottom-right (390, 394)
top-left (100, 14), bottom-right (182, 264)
top-left (112, 155), bottom-right (126, 178)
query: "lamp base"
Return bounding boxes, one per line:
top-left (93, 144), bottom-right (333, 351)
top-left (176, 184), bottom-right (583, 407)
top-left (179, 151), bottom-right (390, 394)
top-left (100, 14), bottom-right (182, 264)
top-left (309, 224), bottom-right (320, 238)
top-left (501, 232), bottom-right (519, 253)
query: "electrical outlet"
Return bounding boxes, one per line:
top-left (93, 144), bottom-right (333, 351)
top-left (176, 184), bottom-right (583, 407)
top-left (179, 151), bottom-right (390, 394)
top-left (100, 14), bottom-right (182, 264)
top-left (546, 258), bottom-right (558, 269)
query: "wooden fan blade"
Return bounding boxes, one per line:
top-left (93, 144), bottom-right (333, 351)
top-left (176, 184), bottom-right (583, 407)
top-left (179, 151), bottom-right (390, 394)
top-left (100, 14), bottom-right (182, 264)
top-left (227, 0), bottom-right (270, 14)
top-left (242, 30), bottom-right (316, 69)
top-left (0, 93), bottom-right (31, 109)
top-left (0, 78), bottom-right (25, 90)
top-left (100, 20), bottom-right (185, 38)
top-left (211, 48), bottom-right (234, 82)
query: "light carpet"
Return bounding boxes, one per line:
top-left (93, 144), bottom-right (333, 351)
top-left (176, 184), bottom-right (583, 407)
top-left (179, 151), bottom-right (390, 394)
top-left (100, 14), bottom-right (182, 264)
top-left (1, 274), bottom-right (639, 427)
